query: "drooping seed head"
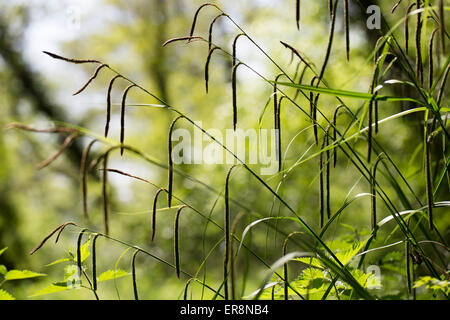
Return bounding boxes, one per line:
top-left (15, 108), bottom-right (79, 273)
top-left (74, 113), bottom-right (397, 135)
top-left (120, 84), bottom-right (138, 155)
top-left (29, 222), bottom-right (77, 255)
top-left (391, 0), bottom-right (402, 13)
top-left (295, 0), bottom-right (301, 30)
top-left (81, 139), bottom-right (97, 221)
top-left (425, 132), bottom-right (434, 231)
top-left (168, 116), bottom-right (185, 208)
top-left (102, 151), bottom-right (110, 235)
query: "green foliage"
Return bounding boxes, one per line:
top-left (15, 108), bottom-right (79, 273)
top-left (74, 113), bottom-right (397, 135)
top-left (0, 289), bottom-right (15, 300)
top-left (31, 236), bottom-right (131, 298)
top-left (256, 235), bottom-right (381, 300)
top-left (1, 1), bottom-right (449, 300)
top-left (73, 236), bottom-right (91, 263)
top-left (97, 269), bottom-right (129, 282)
top-left (0, 247), bottom-right (7, 256)
top-left (4, 270), bottom-right (46, 281)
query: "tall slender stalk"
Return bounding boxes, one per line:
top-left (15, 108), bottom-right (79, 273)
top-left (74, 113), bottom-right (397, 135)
top-left (344, 0), bottom-right (350, 61)
top-left (231, 62), bottom-right (243, 130)
top-left (232, 33), bottom-right (246, 67)
top-left (132, 250), bottom-right (140, 300)
top-left (102, 151), bottom-right (110, 235)
top-left (425, 132), bottom-right (434, 231)
top-left (405, 3), bottom-right (417, 56)
top-left (229, 212), bottom-right (244, 300)
top-left (120, 84), bottom-right (137, 155)
top-left (73, 64), bottom-right (108, 96)
top-left (81, 139), bottom-right (97, 221)
top-left (77, 229), bottom-right (89, 279)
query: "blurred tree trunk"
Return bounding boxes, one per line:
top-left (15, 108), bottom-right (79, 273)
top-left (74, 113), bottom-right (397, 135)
top-left (148, 0), bottom-right (170, 104)
top-left (0, 14), bottom-right (84, 267)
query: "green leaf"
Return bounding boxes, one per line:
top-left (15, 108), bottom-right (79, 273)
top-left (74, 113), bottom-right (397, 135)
top-left (74, 236), bottom-right (91, 263)
top-left (63, 265), bottom-right (79, 281)
top-left (293, 257), bottom-right (323, 269)
top-left (414, 276), bottom-right (450, 295)
top-left (0, 247), bottom-right (7, 256)
top-left (0, 289), bottom-right (15, 300)
top-left (273, 81), bottom-right (425, 105)
top-left (30, 283), bottom-right (71, 297)
top-left (0, 265), bottom-right (7, 275)
top-left (329, 238), bottom-right (369, 265)
top-left (97, 269), bottom-right (130, 282)
top-left (4, 270), bottom-right (46, 281)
